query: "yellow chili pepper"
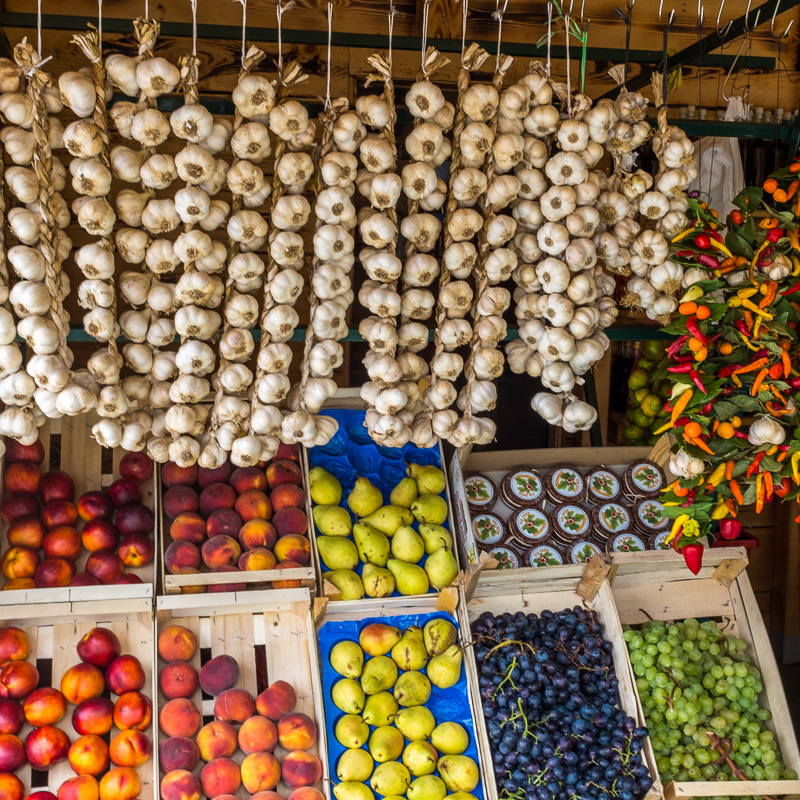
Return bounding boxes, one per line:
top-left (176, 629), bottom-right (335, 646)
top-left (753, 315), bottom-right (763, 337)
top-left (792, 255), bottom-right (800, 277)
top-left (709, 239), bottom-right (734, 259)
top-left (740, 298), bottom-right (774, 319)
top-left (670, 389), bottom-right (694, 427)
top-left (711, 498), bottom-right (730, 519)
top-left (707, 463), bottom-right (727, 489)
top-left (737, 331), bottom-right (760, 351)
top-left (665, 513), bottom-right (690, 545)
top-left (791, 451), bottom-right (800, 484)
top-left (750, 241), bottom-right (772, 284)
top-left (728, 296), bottom-right (742, 308)
top-left (672, 228), bottom-right (699, 243)
top-left (766, 444), bottom-right (779, 456)
top-left (737, 286), bottom-right (760, 299)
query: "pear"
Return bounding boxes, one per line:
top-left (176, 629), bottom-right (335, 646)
top-left (313, 505), bottom-right (352, 536)
top-left (309, 466), bottom-right (342, 505)
top-left (391, 525), bottom-right (425, 563)
top-left (427, 644), bottom-right (463, 688)
top-left (361, 505), bottom-right (413, 537)
top-left (424, 545), bottom-right (458, 590)
top-left (391, 625), bottom-right (428, 671)
top-left (447, 794), bottom-right (478, 800)
top-left (411, 494), bottom-right (449, 525)
top-left (394, 706), bottom-right (436, 741)
top-left (335, 714), bottom-right (370, 748)
top-left (423, 618), bottom-right (457, 656)
top-left (324, 570), bottom-right (364, 600)
top-left (354, 523), bottom-right (390, 567)
top-left (438, 755), bottom-right (480, 793)
top-left (393, 670), bottom-right (431, 707)
top-left (334, 782), bottom-right (374, 800)
top-left (431, 721), bottom-right (470, 755)
top-left (348, 476), bottom-right (384, 518)
top-left (408, 775), bottom-right (447, 800)
top-left (390, 477), bottom-right (418, 508)
top-left (362, 564), bottom-right (396, 598)
top-left (360, 656), bottom-right (398, 695)
top-left (337, 747), bottom-right (374, 782)
top-left (387, 559), bottom-right (429, 596)
top-left (403, 740), bottom-right (439, 777)
top-left (330, 640), bottom-right (364, 679)
top-left (318, 536), bottom-right (359, 571)
top-left (331, 678), bottom-right (365, 714)
top-left (408, 464), bottom-right (446, 495)
top-left (418, 523), bottom-right (453, 554)
top-left (359, 622), bottom-right (401, 656)
top-left (362, 691), bottom-right (398, 727)
top-left (368, 725), bottom-right (404, 763)
top-left (370, 761), bottom-right (411, 797)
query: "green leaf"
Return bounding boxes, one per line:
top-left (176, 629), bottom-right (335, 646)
top-left (712, 400), bottom-right (739, 421)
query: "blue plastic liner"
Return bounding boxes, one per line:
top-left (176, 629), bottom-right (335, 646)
top-left (318, 610), bottom-right (484, 799)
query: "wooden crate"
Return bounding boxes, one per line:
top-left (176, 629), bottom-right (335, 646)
top-left (155, 588), bottom-right (327, 800)
top-left (0, 416), bottom-right (155, 604)
top-left (0, 594), bottom-right (156, 798)
top-left (458, 566), bottom-right (663, 800)
top-left (610, 549), bottom-right (800, 800)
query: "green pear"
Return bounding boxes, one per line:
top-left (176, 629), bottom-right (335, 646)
top-left (408, 775), bottom-right (447, 800)
top-left (368, 725), bottom-right (404, 763)
top-left (333, 782), bottom-right (374, 800)
top-left (391, 625), bottom-right (428, 671)
top-left (348, 477), bottom-right (384, 518)
top-left (427, 644), bottom-right (463, 688)
top-left (314, 505), bottom-right (352, 536)
top-left (359, 622), bottom-right (401, 656)
top-left (390, 477), bottom-right (418, 508)
top-left (393, 670), bottom-right (431, 707)
top-left (403, 740), bottom-right (439, 777)
top-left (330, 640), bottom-right (364, 679)
top-left (371, 761), bottom-right (411, 797)
top-left (324, 570), bottom-right (364, 600)
top-left (318, 536), bottom-right (360, 571)
top-left (335, 714), bottom-right (370, 748)
top-left (424, 545), bottom-right (458, 590)
top-left (309, 466), bottom-right (342, 505)
top-left (387, 559), bottom-right (429, 596)
top-left (431, 721), bottom-right (470, 755)
top-left (391, 525), bottom-right (425, 563)
top-left (362, 564), bottom-right (395, 598)
top-left (354, 523), bottom-right (390, 566)
top-left (408, 464), bottom-right (446, 495)
top-left (418, 523), bottom-right (453, 554)
top-left (362, 691), bottom-right (398, 727)
top-left (337, 747), bottom-right (374, 782)
top-left (361, 505), bottom-right (413, 537)
top-left (423, 618), bottom-right (457, 656)
top-left (360, 655), bottom-right (398, 695)
top-left (438, 755), bottom-right (480, 792)
top-left (394, 706), bottom-right (436, 741)
top-left (411, 494), bottom-right (449, 525)
top-left (332, 678), bottom-right (365, 714)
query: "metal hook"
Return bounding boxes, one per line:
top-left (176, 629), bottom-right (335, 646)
top-left (721, 0), bottom-right (758, 102)
top-left (324, 0), bottom-right (333, 109)
top-left (388, 1), bottom-right (396, 70)
top-left (770, 3), bottom-right (793, 41)
top-left (457, 0), bottom-right (469, 65)
top-left (658, 0), bottom-right (675, 31)
top-left (615, 0), bottom-right (635, 87)
top-left (696, 0), bottom-right (704, 40)
top-left (715, 0), bottom-right (732, 38)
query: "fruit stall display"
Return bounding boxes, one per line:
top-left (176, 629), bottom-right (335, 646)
top-left (159, 442), bottom-right (316, 594)
top-left (306, 410), bottom-right (459, 602)
top-left (622, 342), bottom-right (672, 448)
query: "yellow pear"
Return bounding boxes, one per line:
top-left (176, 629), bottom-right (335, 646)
top-left (370, 761), bottom-right (411, 797)
top-left (337, 748), bottom-right (374, 782)
top-left (418, 523), bottom-right (453, 554)
top-left (427, 644), bottom-right (463, 688)
top-left (411, 494), bottom-right (449, 525)
top-left (431, 721), bottom-right (470, 755)
top-left (361, 655), bottom-right (398, 695)
top-left (387, 559), bottom-right (429, 595)
top-left (403, 740), bottom-right (439, 777)
top-left (424, 545), bottom-right (458, 590)
top-left (361, 505), bottom-right (413, 537)
top-left (331, 678), bottom-right (365, 714)
top-left (335, 714), bottom-right (370, 748)
top-left (324, 570), bottom-right (364, 600)
top-left (313, 505), bottom-right (352, 536)
top-left (408, 464), bottom-right (447, 495)
top-left (368, 725), bottom-right (405, 763)
top-left (390, 477), bottom-right (418, 508)
top-left (393, 670), bottom-right (431, 707)
top-left (423, 618), bottom-right (457, 656)
top-left (362, 564), bottom-right (396, 598)
top-left (394, 706), bottom-right (435, 740)
top-left (359, 622), bottom-right (401, 656)
top-left (333, 782), bottom-right (374, 800)
top-left (318, 536), bottom-right (359, 571)
top-left (330, 640), bottom-right (364, 679)
top-left (408, 775), bottom-right (447, 800)
top-left (391, 525), bottom-right (425, 563)
top-left (354, 523), bottom-right (390, 566)
top-left (362, 691), bottom-right (399, 727)
top-left (348, 477), bottom-right (384, 518)
top-left (437, 755), bottom-right (480, 792)
top-left (309, 466), bottom-right (342, 505)
top-left (391, 625), bottom-right (428, 671)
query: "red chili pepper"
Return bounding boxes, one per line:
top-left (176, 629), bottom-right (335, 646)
top-left (700, 401), bottom-right (714, 413)
top-left (695, 233), bottom-right (711, 249)
top-left (780, 281), bottom-right (800, 296)
top-left (754, 348), bottom-right (768, 359)
top-left (697, 254), bottom-right (719, 269)
top-left (681, 542), bottom-right (704, 575)
top-left (686, 315), bottom-right (708, 345)
top-left (672, 354), bottom-right (695, 363)
top-left (719, 519), bottom-right (742, 540)
top-left (734, 319), bottom-right (751, 337)
top-left (668, 363), bottom-right (694, 373)
top-left (767, 228), bottom-right (784, 243)
top-left (667, 335), bottom-right (689, 358)
top-left (677, 249), bottom-right (695, 258)
top-left (747, 452), bottom-right (765, 477)
top-left (674, 416), bottom-right (690, 427)
top-left (689, 369), bottom-right (707, 394)
top-left (788, 377), bottom-right (800, 389)
top-left (719, 365), bottom-right (734, 378)
top-left (733, 430), bottom-right (749, 439)
top-left (775, 477), bottom-right (792, 498)
top-left (708, 230), bottom-right (723, 242)
top-left (681, 489), bottom-right (696, 507)
top-left (672, 530), bottom-right (682, 551)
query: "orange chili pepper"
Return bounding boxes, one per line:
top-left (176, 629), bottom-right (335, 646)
top-left (765, 472), bottom-right (774, 500)
top-left (774, 189), bottom-right (788, 204)
top-left (791, 161), bottom-right (800, 174)
top-left (744, 310), bottom-right (754, 331)
top-left (730, 480), bottom-right (745, 505)
top-left (712, 419), bottom-right (720, 432)
top-left (673, 484), bottom-right (689, 498)
top-left (756, 475), bottom-right (765, 513)
top-left (718, 264), bottom-right (738, 275)
top-left (761, 217), bottom-right (780, 229)
top-left (735, 256), bottom-right (748, 266)
top-left (725, 498), bottom-right (738, 516)
top-left (764, 178), bottom-right (779, 194)
top-left (720, 257), bottom-right (736, 268)
top-left (688, 436), bottom-right (714, 456)
top-left (733, 357), bottom-right (769, 375)
top-left (788, 180), bottom-right (800, 200)
top-left (770, 385), bottom-right (788, 406)
top-left (751, 367), bottom-right (769, 395)
top-left (782, 350), bottom-right (792, 377)
top-left (778, 450), bottom-right (790, 462)
top-left (769, 362), bottom-right (784, 380)
top-left (725, 460), bottom-right (734, 480)
top-left (759, 281), bottom-right (778, 308)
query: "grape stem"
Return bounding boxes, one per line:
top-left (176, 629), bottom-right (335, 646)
top-left (706, 730), bottom-right (777, 798)
top-left (493, 656), bottom-right (518, 697)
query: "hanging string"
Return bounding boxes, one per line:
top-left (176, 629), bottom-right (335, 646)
top-left (276, 0), bottom-right (285, 82)
top-left (145, 0), bottom-right (149, 19)
top-left (98, 0), bottom-right (103, 47)
top-left (235, 0), bottom-right (248, 63)
top-left (420, 0), bottom-right (432, 76)
top-left (493, 0), bottom-right (509, 72)
top-left (565, 0), bottom-right (572, 113)
top-left (37, 0), bottom-right (42, 59)
top-left (546, 1), bottom-right (553, 76)
top-left (190, 0), bottom-right (198, 56)
top-left (324, 0), bottom-right (333, 109)
top-left (388, 1), bottom-right (396, 69)
top-left (459, 0), bottom-right (469, 63)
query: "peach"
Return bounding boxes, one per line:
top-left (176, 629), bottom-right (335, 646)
top-left (175, 568), bottom-right (206, 594)
top-left (118, 532), bottom-right (155, 568)
top-left (229, 467), bottom-right (268, 494)
top-left (0, 492), bottom-right (39, 523)
top-left (34, 557), bottom-right (76, 588)
top-left (160, 769), bottom-right (201, 800)
top-left (198, 463), bottom-right (233, 488)
top-left (214, 689), bottom-right (255, 724)
top-left (275, 443), bottom-right (300, 462)
top-left (113, 691), bottom-right (152, 732)
top-left (23, 688), bottom-right (67, 727)
top-left (1, 546), bottom-right (40, 579)
top-left (114, 573), bottom-right (142, 585)
top-left (206, 508), bottom-right (242, 539)
top-left (108, 478), bottom-right (142, 509)
top-left (98, 766), bottom-right (141, 800)
top-left (57, 776), bottom-right (99, 800)
top-left (238, 715), bottom-right (278, 754)
top-left (256, 681), bottom-right (296, 721)
top-left (76, 491), bottom-right (113, 523)
top-left (28, 792), bottom-right (58, 800)
top-left (274, 507), bottom-right (308, 538)
top-left (199, 654), bottom-right (239, 697)
top-left (274, 534), bottom-right (310, 565)
top-left (0, 732), bottom-right (25, 770)
top-left (106, 655), bottom-right (145, 695)
top-left (0, 773), bottom-right (23, 800)
top-left (199, 483), bottom-right (236, 517)
top-left (119, 452), bottom-right (153, 484)
top-left (7, 516), bottom-right (45, 549)
top-left (238, 548), bottom-right (276, 572)
top-left (235, 490), bottom-right (272, 523)
top-left (164, 486), bottom-right (199, 519)
top-left (0, 697), bottom-right (24, 734)
top-left (281, 751), bottom-right (322, 789)
top-left (115, 504), bottom-right (154, 536)
top-left (4, 461), bottom-right (40, 494)
top-left (0, 660), bottom-right (39, 699)
top-left (2, 578), bottom-right (35, 590)
top-left (39, 471), bottom-right (74, 503)
top-left (72, 697), bottom-right (114, 736)
top-left (158, 625), bottom-right (198, 662)
top-left (42, 500), bottom-right (78, 530)
top-left (272, 560), bottom-right (303, 589)
top-left (159, 737), bottom-right (200, 773)
top-left (241, 751), bottom-right (281, 793)
top-left (60, 663), bottom-right (104, 705)
top-left (159, 698), bottom-right (201, 738)
top-left (70, 573), bottom-right (100, 587)
top-left (288, 788), bottom-right (325, 800)
top-left (170, 512), bottom-right (206, 544)
top-left (81, 520), bottom-right (119, 553)
top-left (109, 729), bottom-right (152, 768)
top-left (239, 519), bottom-right (277, 551)
top-left (270, 483), bottom-right (306, 511)
top-left (266, 460), bottom-right (302, 489)
top-left (68, 734), bottom-right (109, 776)
top-left (201, 757), bottom-right (242, 798)
top-left (77, 628), bottom-right (121, 669)
top-left (43, 527), bottom-right (81, 560)
top-left (196, 720), bottom-right (238, 761)
top-left (85, 549), bottom-right (124, 585)
top-left (164, 541), bottom-right (201, 575)
top-left (278, 712), bottom-right (317, 751)
top-left (162, 462), bottom-right (199, 488)
top-left (25, 724), bottom-right (70, 770)
top-left (207, 566), bottom-right (246, 593)
top-left (5, 439), bottom-right (44, 464)
top-left (0, 627), bottom-right (30, 661)
top-left (252, 793), bottom-right (285, 800)
top-left (201, 535), bottom-right (241, 569)
top-left (160, 661), bottom-right (199, 700)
